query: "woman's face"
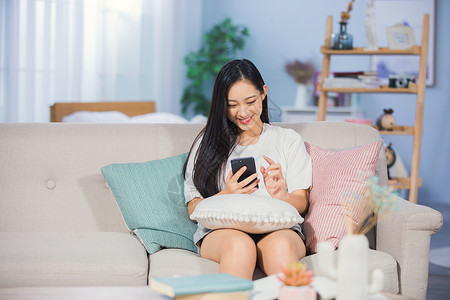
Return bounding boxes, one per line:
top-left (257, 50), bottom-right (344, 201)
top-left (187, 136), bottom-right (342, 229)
top-left (226, 80), bottom-right (267, 133)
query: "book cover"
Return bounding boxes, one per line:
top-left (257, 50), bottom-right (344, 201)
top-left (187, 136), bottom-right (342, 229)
top-left (176, 291), bottom-right (249, 300)
top-left (149, 273), bottom-right (254, 298)
top-left (333, 71), bottom-right (377, 78)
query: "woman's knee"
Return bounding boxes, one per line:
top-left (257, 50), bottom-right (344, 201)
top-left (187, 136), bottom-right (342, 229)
top-left (201, 229), bottom-right (257, 261)
top-left (224, 231), bottom-right (257, 259)
top-left (258, 230), bottom-right (305, 258)
top-left (256, 230), bottom-right (306, 275)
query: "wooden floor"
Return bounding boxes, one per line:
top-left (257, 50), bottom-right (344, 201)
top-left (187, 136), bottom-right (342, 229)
top-left (423, 201), bottom-right (450, 300)
top-left (427, 273), bottom-right (450, 300)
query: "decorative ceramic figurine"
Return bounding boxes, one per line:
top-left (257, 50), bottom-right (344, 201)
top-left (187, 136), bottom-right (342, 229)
top-left (317, 235), bottom-right (384, 300)
top-left (364, 0), bottom-right (378, 50)
top-left (376, 108), bottom-right (396, 131)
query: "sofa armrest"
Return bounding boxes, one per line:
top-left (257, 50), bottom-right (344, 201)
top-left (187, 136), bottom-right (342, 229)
top-left (376, 197), bottom-right (443, 300)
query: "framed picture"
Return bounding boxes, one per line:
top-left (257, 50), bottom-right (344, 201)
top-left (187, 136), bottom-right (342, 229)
top-left (370, 0), bottom-right (436, 86)
top-left (386, 23), bottom-right (416, 50)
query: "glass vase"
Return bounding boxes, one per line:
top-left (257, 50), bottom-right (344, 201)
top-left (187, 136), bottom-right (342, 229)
top-left (332, 22), bottom-right (353, 50)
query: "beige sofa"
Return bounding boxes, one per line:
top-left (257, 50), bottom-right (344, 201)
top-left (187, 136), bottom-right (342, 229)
top-left (0, 122), bottom-right (442, 300)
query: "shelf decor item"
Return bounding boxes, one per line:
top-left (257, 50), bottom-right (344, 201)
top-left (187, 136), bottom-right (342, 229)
top-left (386, 23), bottom-right (416, 50)
top-left (385, 143), bottom-right (397, 180)
top-left (293, 83), bottom-right (314, 108)
top-left (376, 108), bottom-right (396, 131)
top-left (364, 0), bottom-right (378, 50)
top-left (285, 60), bottom-right (315, 108)
top-left (332, 0), bottom-right (355, 50)
top-left (333, 22), bottom-right (353, 50)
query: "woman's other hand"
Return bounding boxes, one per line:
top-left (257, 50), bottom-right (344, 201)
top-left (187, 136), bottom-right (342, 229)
top-left (260, 155), bottom-right (288, 201)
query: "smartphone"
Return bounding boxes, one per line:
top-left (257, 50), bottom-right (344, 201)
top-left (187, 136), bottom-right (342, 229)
top-left (231, 157), bottom-right (258, 188)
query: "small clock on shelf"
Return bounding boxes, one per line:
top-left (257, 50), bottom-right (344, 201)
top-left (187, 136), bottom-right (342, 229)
top-left (385, 143), bottom-right (397, 179)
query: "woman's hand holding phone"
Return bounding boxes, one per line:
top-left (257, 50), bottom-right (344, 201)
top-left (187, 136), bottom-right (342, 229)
top-left (220, 157), bottom-right (259, 195)
top-left (222, 167), bottom-right (259, 194)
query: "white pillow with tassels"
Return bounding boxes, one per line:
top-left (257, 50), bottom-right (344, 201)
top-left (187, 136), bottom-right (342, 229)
top-left (190, 194), bottom-right (303, 234)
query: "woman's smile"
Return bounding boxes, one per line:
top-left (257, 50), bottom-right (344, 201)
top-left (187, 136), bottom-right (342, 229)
top-left (238, 116), bottom-right (253, 124)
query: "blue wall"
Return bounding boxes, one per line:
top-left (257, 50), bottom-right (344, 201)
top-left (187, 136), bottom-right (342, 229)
top-left (201, 0), bottom-right (450, 205)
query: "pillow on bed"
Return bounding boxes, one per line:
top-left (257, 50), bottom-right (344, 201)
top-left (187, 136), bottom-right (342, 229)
top-left (101, 152), bottom-right (197, 254)
top-left (62, 111), bottom-right (130, 123)
top-left (303, 140), bottom-right (382, 254)
top-left (190, 194), bottom-right (303, 234)
top-left (130, 112), bottom-right (189, 123)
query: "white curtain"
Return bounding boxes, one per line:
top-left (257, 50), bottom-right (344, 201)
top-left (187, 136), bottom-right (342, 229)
top-left (0, 0), bottom-right (203, 122)
top-left (144, 0), bottom-right (203, 115)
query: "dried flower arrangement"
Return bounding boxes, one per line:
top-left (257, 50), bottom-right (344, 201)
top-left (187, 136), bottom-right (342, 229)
top-left (277, 262), bottom-right (313, 286)
top-left (341, 0), bottom-right (355, 23)
top-left (285, 60), bottom-right (315, 85)
top-left (345, 175), bottom-right (400, 235)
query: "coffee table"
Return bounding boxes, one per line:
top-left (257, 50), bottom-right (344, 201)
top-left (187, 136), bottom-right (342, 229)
top-left (0, 286), bottom-right (414, 300)
top-left (0, 286), bottom-right (169, 300)
top-left (381, 293), bottom-right (414, 300)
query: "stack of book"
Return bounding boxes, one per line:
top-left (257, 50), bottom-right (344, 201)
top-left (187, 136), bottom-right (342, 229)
top-left (149, 273), bottom-right (254, 300)
top-left (323, 71), bottom-right (381, 88)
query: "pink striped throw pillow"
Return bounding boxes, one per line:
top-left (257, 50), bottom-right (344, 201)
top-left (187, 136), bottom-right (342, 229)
top-left (303, 141), bottom-right (382, 254)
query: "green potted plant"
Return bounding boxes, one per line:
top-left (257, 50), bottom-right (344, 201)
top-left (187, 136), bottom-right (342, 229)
top-left (181, 18), bottom-right (249, 117)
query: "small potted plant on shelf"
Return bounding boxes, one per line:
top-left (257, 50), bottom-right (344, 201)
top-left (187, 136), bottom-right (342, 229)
top-left (285, 60), bottom-right (315, 108)
top-left (285, 60), bottom-right (315, 86)
top-left (277, 261), bottom-right (316, 300)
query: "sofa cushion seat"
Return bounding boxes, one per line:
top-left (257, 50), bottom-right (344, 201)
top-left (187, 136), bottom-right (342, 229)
top-left (148, 249), bottom-right (219, 278)
top-left (148, 248), bottom-right (268, 281)
top-left (0, 232), bottom-right (148, 287)
top-left (300, 248), bottom-right (399, 294)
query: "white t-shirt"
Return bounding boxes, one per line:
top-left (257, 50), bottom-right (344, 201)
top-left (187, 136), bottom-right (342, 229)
top-left (184, 123), bottom-right (312, 203)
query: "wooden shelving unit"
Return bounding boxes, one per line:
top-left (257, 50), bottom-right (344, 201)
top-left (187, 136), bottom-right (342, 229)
top-left (318, 83), bottom-right (418, 94)
top-left (317, 14), bottom-right (429, 203)
top-left (371, 125), bottom-right (415, 136)
top-left (320, 45), bottom-right (422, 55)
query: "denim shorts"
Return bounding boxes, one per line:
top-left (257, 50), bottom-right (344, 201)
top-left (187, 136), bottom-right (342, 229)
top-left (193, 223), bottom-right (305, 255)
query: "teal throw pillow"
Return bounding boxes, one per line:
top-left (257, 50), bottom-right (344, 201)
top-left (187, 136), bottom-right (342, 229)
top-left (101, 152), bottom-right (197, 254)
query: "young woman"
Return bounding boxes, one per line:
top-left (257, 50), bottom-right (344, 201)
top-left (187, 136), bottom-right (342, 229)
top-left (183, 59), bottom-right (312, 279)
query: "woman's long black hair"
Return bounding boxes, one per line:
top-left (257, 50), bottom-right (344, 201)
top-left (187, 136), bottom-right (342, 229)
top-left (183, 59), bottom-right (270, 198)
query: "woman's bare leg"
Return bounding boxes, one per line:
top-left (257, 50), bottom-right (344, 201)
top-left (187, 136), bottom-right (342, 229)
top-left (256, 229), bottom-right (306, 275)
top-left (200, 229), bottom-right (257, 279)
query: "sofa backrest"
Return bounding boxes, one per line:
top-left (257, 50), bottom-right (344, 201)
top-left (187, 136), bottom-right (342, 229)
top-left (0, 122), bottom-right (386, 234)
